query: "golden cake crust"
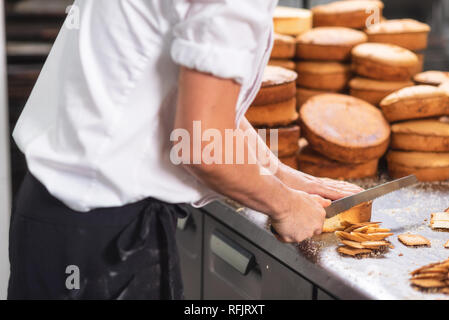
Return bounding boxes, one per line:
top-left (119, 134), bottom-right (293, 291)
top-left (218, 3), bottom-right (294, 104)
top-left (261, 65), bottom-right (298, 87)
top-left (260, 125), bottom-right (300, 157)
top-left (300, 93), bottom-right (390, 163)
top-left (271, 33), bottom-right (296, 59)
top-left (252, 66), bottom-right (297, 106)
top-left (246, 98), bottom-right (298, 127)
top-left (349, 77), bottom-right (413, 105)
top-left (414, 71), bottom-right (449, 86)
top-left (365, 19), bottom-right (430, 51)
top-left (273, 6), bottom-right (313, 36)
top-left (298, 146), bottom-right (378, 179)
top-left (323, 201), bottom-right (372, 233)
top-left (295, 61), bottom-right (351, 91)
top-left (390, 120), bottom-right (449, 152)
top-left (351, 43), bottom-right (418, 81)
top-left (379, 85), bottom-right (449, 122)
top-left (387, 151), bottom-right (449, 181)
top-left (296, 27), bottom-right (367, 61)
top-left (312, 0), bottom-right (384, 29)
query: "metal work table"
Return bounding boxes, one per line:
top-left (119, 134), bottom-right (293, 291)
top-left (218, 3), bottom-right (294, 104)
top-left (202, 177), bottom-right (449, 300)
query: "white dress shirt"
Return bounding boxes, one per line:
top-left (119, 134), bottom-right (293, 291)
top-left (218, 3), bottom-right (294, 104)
top-left (13, 0), bottom-right (277, 212)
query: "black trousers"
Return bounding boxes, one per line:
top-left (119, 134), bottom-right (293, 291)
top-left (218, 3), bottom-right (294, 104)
top-left (8, 172), bottom-right (185, 300)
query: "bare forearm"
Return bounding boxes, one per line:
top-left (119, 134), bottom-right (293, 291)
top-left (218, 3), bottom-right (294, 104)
top-left (239, 118), bottom-right (364, 199)
top-left (174, 67), bottom-right (296, 219)
top-left (187, 160), bottom-right (293, 219)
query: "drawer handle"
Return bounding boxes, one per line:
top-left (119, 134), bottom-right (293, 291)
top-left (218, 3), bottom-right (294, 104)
top-left (210, 230), bottom-right (255, 275)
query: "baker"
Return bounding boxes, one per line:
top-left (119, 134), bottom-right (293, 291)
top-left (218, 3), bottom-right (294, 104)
top-left (8, 0), bottom-right (362, 300)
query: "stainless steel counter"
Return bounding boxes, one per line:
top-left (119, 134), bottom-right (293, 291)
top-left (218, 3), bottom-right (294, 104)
top-left (202, 176), bottom-right (449, 300)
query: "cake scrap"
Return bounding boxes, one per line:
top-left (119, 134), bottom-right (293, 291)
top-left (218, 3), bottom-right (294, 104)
top-left (335, 221), bottom-right (393, 258)
top-left (398, 233), bottom-right (431, 247)
top-left (410, 258), bottom-right (449, 294)
top-left (430, 211), bottom-right (449, 231)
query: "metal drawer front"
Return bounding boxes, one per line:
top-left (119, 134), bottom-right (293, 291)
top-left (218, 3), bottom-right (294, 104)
top-left (204, 215), bottom-right (313, 300)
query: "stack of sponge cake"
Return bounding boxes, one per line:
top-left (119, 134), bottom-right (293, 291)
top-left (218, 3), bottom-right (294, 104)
top-left (295, 27), bottom-right (366, 107)
top-left (246, 6), bottom-right (313, 169)
top-left (245, 66), bottom-right (300, 169)
top-left (349, 18), bottom-right (431, 106)
top-left (381, 84), bottom-right (449, 181)
top-left (253, 2), bottom-right (449, 183)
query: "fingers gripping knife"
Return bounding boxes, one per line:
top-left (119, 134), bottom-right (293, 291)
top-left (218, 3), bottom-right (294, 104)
top-left (270, 175), bottom-right (418, 237)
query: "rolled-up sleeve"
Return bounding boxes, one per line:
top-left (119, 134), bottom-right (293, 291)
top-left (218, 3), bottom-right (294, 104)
top-left (171, 0), bottom-right (274, 84)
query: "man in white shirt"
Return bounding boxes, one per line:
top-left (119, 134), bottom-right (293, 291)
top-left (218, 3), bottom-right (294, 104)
top-left (8, 0), bottom-right (362, 299)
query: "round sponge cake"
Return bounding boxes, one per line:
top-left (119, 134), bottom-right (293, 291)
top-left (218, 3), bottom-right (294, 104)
top-left (295, 61), bottom-right (351, 91)
top-left (252, 66), bottom-right (297, 106)
top-left (352, 43), bottom-right (418, 81)
top-left (271, 33), bottom-right (296, 59)
top-left (300, 93), bottom-right (390, 163)
top-left (379, 85), bottom-right (449, 123)
top-left (349, 77), bottom-right (413, 105)
top-left (390, 120), bottom-right (449, 152)
top-left (298, 146), bottom-right (378, 179)
top-left (296, 27), bottom-right (367, 61)
top-left (387, 151), bottom-right (449, 182)
top-left (273, 6), bottom-right (313, 36)
top-left (312, 0), bottom-right (384, 29)
top-left (365, 19), bottom-right (430, 51)
top-left (413, 71), bottom-right (449, 86)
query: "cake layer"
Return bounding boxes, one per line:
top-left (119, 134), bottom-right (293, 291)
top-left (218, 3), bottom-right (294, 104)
top-left (352, 43), bottom-right (418, 81)
top-left (391, 120), bottom-right (449, 152)
top-left (298, 146), bottom-right (378, 179)
top-left (387, 151), bottom-right (449, 181)
top-left (252, 66), bottom-right (297, 106)
top-left (246, 98), bottom-right (298, 127)
top-left (312, 0), bottom-right (383, 29)
top-left (349, 77), bottom-right (413, 105)
top-left (295, 61), bottom-right (351, 91)
top-left (365, 19), bottom-right (430, 51)
top-left (414, 71), bottom-right (449, 86)
top-left (271, 33), bottom-right (296, 59)
top-left (273, 6), bottom-right (313, 36)
top-left (258, 125), bottom-right (300, 157)
top-left (323, 201), bottom-right (372, 233)
top-left (300, 93), bottom-right (390, 163)
top-left (296, 27), bottom-right (367, 61)
top-left (379, 85), bottom-right (449, 122)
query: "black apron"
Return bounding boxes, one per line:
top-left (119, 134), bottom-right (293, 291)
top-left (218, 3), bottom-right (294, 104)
top-left (8, 171), bottom-right (186, 300)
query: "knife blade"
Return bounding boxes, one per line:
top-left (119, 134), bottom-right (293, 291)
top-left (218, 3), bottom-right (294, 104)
top-left (325, 174), bottom-right (418, 218)
top-left (270, 175), bottom-right (418, 237)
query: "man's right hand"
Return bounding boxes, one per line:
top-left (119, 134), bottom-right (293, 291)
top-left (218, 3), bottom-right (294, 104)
top-left (270, 190), bottom-right (331, 243)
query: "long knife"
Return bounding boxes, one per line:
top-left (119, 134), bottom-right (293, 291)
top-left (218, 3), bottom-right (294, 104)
top-left (270, 174), bottom-right (418, 236)
top-left (324, 174), bottom-right (418, 218)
